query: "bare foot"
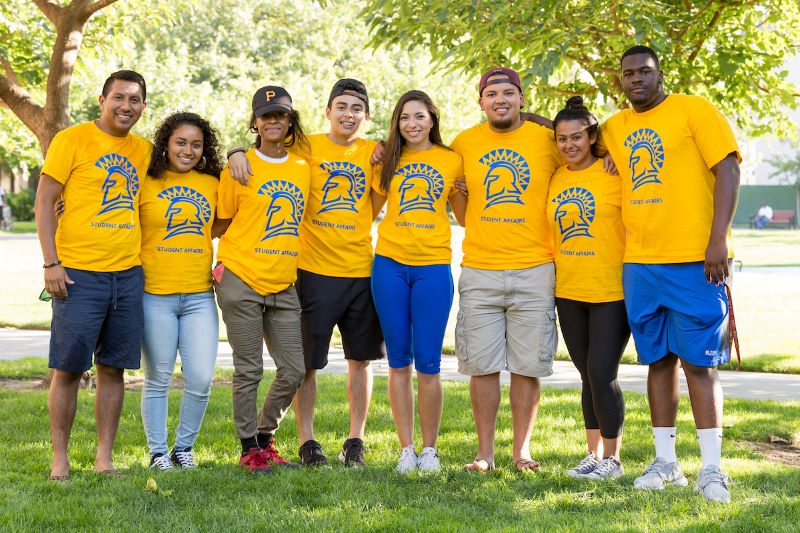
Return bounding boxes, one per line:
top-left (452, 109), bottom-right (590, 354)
top-left (463, 458), bottom-right (495, 472)
top-left (50, 456), bottom-right (70, 480)
top-left (94, 456), bottom-right (116, 474)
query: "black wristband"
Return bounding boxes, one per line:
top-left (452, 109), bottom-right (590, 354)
top-left (43, 260), bottom-right (62, 269)
top-left (226, 146), bottom-right (245, 159)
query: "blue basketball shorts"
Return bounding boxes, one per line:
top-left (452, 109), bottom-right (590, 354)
top-left (622, 262), bottom-right (729, 367)
top-left (49, 266), bottom-right (144, 373)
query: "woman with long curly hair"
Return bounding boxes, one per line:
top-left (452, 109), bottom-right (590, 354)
top-left (139, 112), bottom-right (224, 470)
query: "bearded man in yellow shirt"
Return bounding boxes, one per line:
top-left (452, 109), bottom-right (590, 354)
top-left (34, 71), bottom-right (152, 481)
top-left (451, 67), bottom-right (560, 473)
top-left (600, 46), bottom-right (740, 503)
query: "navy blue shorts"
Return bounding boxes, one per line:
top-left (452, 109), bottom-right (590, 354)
top-left (622, 262), bottom-right (729, 368)
top-left (49, 266), bottom-right (144, 373)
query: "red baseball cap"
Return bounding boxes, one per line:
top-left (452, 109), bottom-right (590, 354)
top-left (479, 67), bottom-right (522, 96)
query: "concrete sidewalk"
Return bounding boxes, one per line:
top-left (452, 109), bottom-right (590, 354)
top-left (1, 328), bottom-right (798, 402)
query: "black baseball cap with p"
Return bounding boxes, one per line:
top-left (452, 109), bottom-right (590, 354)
top-left (327, 78), bottom-right (369, 112)
top-left (252, 85), bottom-right (293, 117)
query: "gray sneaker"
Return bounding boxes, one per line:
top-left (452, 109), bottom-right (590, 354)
top-left (633, 457), bottom-right (688, 489)
top-left (567, 452), bottom-right (600, 477)
top-left (586, 457), bottom-right (624, 480)
top-left (695, 465), bottom-right (731, 503)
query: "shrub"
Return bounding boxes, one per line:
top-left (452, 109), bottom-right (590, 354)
top-left (7, 189), bottom-right (35, 221)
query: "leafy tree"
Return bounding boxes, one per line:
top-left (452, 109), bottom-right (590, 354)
top-left (362, 0), bottom-right (800, 136)
top-left (0, 0), bottom-right (121, 155)
top-left (767, 145), bottom-right (800, 187)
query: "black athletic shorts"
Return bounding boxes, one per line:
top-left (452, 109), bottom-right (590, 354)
top-left (296, 269), bottom-right (385, 369)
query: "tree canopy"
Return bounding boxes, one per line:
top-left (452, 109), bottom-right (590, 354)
top-left (0, 0), bottom-right (481, 179)
top-left (362, 0), bottom-right (800, 136)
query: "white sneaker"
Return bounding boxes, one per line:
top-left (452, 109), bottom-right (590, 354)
top-left (586, 457), bottom-right (624, 480)
top-left (149, 453), bottom-right (174, 471)
top-left (634, 457), bottom-right (688, 489)
top-left (417, 447), bottom-right (441, 472)
top-left (396, 445), bottom-right (418, 474)
top-left (567, 452), bottom-right (600, 478)
top-left (695, 465), bottom-right (731, 503)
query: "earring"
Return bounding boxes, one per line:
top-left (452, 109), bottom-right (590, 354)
top-left (162, 150), bottom-right (167, 160)
top-left (195, 156), bottom-right (207, 171)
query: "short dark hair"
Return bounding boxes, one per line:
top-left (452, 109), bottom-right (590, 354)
top-left (620, 45), bottom-right (660, 70)
top-left (102, 70), bottom-right (147, 101)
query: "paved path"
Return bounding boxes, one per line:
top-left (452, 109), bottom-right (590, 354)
top-left (2, 328), bottom-right (798, 402)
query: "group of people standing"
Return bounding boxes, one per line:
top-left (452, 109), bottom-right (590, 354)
top-left (35, 44), bottom-right (739, 504)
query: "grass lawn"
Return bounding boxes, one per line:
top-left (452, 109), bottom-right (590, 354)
top-left (3, 220), bottom-right (37, 233)
top-left (0, 362), bottom-right (798, 531)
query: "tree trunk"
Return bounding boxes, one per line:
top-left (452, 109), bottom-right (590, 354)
top-left (0, 0), bottom-right (119, 156)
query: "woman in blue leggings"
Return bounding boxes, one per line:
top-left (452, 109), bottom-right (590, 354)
top-left (370, 90), bottom-right (465, 473)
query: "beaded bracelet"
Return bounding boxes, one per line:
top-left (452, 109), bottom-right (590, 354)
top-left (43, 260), bottom-right (62, 269)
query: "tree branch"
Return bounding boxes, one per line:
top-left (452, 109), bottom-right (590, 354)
top-left (687, 8), bottom-right (723, 64)
top-left (0, 71), bottom-right (46, 142)
top-left (87, 0), bottom-right (119, 16)
top-left (0, 55), bottom-right (21, 87)
top-left (31, 0), bottom-right (63, 25)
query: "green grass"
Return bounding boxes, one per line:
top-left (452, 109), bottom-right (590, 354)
top-left (732, 229), bottom-right (800, 267)
top-left (0, 369), bottom-right (798, 531)
top-left (0, 220), bottom-right (36, 233)
top-left (0, 357), bottom-right (50, 380)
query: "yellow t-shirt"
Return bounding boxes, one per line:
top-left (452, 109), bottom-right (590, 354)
top-left (450, 121), bottom-right (560, 270)
top-left (297, 134), bottom-right (377, 277)
top-left (600, 94), bottom-right (741, 263)
top-left (217, 149), bottom-right (310, 296)
top-left (372, 145), bottom-right (463, 265)
top-left (42, 121), bottom-right (152, 271)
top-left (139, 170), bottom-right (219, 294)
top-left (546, 160), bottom-right (625, 302)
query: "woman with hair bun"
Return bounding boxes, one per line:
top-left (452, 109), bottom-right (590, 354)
top-left (547, 96), bottom-right (630, 480)
top-left (139, 112), bottom-right (223, 470)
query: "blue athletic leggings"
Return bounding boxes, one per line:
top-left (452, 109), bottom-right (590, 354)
top-left (371, 255), bottom-right (453, 374)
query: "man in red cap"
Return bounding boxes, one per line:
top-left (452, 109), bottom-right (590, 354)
top-left (450, 67), bottom-right (560, 472)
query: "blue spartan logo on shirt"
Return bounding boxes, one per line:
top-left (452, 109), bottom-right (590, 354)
top-left (478, 149), bottom-right (530, 208)
top-left (96, 153), bottom-right (140, 215)
top-left (257, 180), bottom-right (306, 240)
top-left (318, 161), bottom-right (366, 214)
top-left (624, 128), bottom-right (665, 191)
top-left (157, 186), bottom-right (212, 240)
top-left (551, 187), bottom-right (596, 243)
top-left (394, 163), bottom-right (444, 214)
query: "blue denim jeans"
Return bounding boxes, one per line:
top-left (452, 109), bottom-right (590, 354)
top-left (141, 291), bottom-right (218, 455)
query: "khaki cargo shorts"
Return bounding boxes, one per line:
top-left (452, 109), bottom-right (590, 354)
top-left (455, 263), bottom-right (556, 378)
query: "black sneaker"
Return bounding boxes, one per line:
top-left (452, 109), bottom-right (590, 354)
top-left (339, 438), bottom-right (365, 468)
top-left (299, 439), bottom-right (328, 467)
top-left (170, 447), bottom-right (196, 469)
